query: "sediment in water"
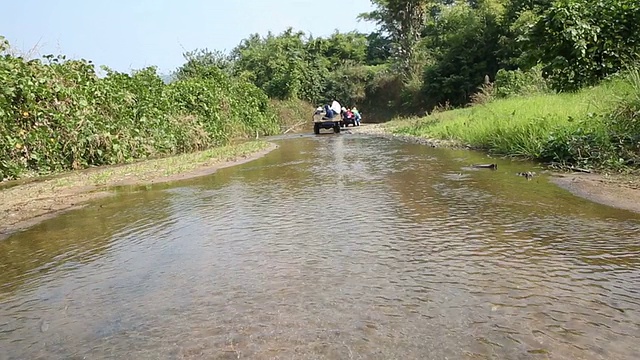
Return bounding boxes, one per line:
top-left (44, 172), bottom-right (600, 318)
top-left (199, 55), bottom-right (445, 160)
top-left (352, 123), bottom-right (640, 214)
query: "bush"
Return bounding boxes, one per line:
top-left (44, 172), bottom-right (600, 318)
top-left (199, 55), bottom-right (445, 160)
top-left (270, 98), bottom-right (314, 132)
top-left (0, 43), bottom-right (279, 181)
top-left (394, 72), bottom-right (640, 171)
top-left (529, 0), bottom-right (640, 91)
top-left (494, 65), bottom-right (550, 98)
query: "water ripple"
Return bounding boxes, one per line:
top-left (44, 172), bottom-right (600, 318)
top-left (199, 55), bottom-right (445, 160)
top-left (1, 136), bottom-right (639, 359)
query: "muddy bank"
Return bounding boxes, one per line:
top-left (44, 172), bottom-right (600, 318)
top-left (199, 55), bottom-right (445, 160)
top-left (0, 142), bottom-right (278, 240)
top-left (351, 123), bottom-right (465, 148)
top-left (353, 123), bottom-right (640, 214)
top-left (550, 172), bottom-right (640, 214)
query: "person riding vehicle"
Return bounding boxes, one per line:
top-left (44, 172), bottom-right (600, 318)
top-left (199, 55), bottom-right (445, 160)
top-left (351, 106), bottom-right (361, 126)
top-left (341, 107), bottom-right (358, 127)
top-left (323, 99), bottom-right (342, 119)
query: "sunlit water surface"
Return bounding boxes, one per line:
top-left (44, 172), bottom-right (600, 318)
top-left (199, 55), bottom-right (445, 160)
top-left (1, 134), bottom-right (639, 359)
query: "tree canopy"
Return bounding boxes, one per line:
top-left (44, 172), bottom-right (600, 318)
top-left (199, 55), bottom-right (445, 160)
top-left (174, 0), bottom-right (640, 113)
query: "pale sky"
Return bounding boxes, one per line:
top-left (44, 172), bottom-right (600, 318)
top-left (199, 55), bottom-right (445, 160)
top-left (2, 0), bottom-right (376, 74)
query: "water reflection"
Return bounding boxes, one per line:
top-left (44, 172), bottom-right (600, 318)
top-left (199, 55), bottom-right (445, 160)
top-left (1, 134), bottom-right (639, 359)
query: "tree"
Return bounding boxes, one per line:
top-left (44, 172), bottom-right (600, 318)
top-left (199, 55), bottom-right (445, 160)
top-left (524, 0), bottom-right (640, 91)
top-left (174, 48), bottom-right (233, 81)
top-left (365, 32), bottom-right (393, 65)
top-left (230, 28), bottom-right (328, 102)
top-left (422, 1), bottom-right (503, 106)
top-left (359, 0), bottom-right (435, 79)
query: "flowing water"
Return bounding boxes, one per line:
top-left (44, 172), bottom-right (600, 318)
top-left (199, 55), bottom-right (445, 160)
top-left (1, 134), bottom-right (639, 359)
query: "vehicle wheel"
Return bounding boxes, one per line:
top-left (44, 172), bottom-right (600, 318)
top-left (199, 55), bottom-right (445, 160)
top-left (314, 124), bottom-right (320, 134)
top-left (334, 125), bottom-right (341, 133)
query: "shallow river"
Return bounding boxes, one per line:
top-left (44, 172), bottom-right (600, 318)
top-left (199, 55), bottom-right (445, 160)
top-left (1, 134), bottom-right (639, 359)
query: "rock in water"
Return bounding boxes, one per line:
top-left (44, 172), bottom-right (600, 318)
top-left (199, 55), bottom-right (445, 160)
top-left (472, 164), bottom-right (497, 170)
top-left (40, 319), bottom-right (49, 333)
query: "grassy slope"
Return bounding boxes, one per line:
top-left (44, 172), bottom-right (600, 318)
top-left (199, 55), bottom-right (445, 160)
top-left (0, 140), bottom-right (272, 191)
top-left (270, 99), bottom-right (314, 132)
top-left (392, 76), bottom-right (636, 168)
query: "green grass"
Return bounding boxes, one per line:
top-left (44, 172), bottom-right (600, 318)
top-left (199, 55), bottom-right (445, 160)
top-left (270, 98), bottom-right (314, 132)
top-left (392, 74), bottom-right (640, 170)
top-left (0, 140), bottom-right (275, 235)
top-left (87, 140), bottom-right (271, 186)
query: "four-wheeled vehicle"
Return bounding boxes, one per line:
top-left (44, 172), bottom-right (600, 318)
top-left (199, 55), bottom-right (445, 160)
top-left (341, 112), bottom-right (358, 127)
top-left (312, 110), bottom-right (341, 134)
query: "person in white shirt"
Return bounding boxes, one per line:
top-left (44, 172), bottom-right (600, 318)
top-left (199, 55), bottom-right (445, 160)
top-left (323, 99), bottom-right (342, 119)
top-left (331, 100), bottom-right (342, 116)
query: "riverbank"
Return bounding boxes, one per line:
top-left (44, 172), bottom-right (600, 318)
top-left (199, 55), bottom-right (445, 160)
top-left (4, 122), bottom-right (639, 240)
top-left (550, 172), bottom-right (640, 214)
top-left (0, 141), bottom-right (278, 240)
top-left (390, 75), bottom-right (640, 169)
top-left (353, 123), bottom-right (640, 214)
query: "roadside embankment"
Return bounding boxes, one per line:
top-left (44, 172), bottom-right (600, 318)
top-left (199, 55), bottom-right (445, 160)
top-left (351, 71), bottom-right (640, 214)
top-left (550, 172), bottom-right (640, 214)
top-left (387, 75), bottom-right (640, 172)
top-left (1, 141), bottom-right (277, 240)
top-left (271, 98), bottom-right (315, 134)
top-left (351, 123), bottom-right (464, 148)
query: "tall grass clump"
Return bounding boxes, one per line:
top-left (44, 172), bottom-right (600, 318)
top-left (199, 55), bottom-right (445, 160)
top-left (269, 98), bottom-right (314, 132)
top-left (396, 69), bottom-right (640, 171)
top-left (0, 37), bottom-right (279, 181)
top-left (494, 65), bottom-right (551, 99)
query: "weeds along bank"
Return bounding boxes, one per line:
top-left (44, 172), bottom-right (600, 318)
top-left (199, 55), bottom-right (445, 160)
top-left (269, 98), bottom-right (314, 132)
top-left (393, 67), bottom-right (640, 172)
top-left (0, 42), bottom-right (281, 181)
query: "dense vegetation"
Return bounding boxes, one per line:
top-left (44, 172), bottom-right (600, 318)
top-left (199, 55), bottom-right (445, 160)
top-left (395, 70), bottom-right (640, 170)
top-left (0, 37), bottom-right (279, 180)
top-left (176, 30), bottom-right (395, 118)
top-left (357, 0), bottom-right (639, 171)
top-left (198, 0), bottom-right (639, 111)
top-left (375, 0), bottom-right (640, 171)
top-left (2, 0), bottom-right (640, 180)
